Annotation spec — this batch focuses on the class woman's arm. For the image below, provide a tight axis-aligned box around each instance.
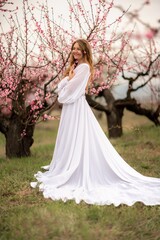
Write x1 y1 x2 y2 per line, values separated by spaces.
58 64 90 104
57 76 69 93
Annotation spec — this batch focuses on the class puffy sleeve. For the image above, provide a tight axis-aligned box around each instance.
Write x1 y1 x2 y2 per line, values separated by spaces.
57 76 69 93
58 64 90 104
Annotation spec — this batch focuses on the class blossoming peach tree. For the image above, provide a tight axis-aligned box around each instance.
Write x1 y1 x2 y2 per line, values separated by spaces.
0 0 130 157
0 0 159 158
91 0 160 138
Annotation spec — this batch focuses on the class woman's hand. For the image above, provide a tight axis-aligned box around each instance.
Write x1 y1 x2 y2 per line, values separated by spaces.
68 64 75 80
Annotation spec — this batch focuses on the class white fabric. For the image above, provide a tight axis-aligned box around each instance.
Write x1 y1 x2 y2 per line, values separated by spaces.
31 63 160 206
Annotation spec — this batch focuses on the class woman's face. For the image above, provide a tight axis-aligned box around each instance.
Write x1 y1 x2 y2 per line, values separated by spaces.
72 42 84 62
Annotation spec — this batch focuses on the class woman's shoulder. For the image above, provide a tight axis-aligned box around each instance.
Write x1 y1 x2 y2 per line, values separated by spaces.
76 63 90 71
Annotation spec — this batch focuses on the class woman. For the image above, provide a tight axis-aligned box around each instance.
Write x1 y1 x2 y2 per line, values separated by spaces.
31 39 160 206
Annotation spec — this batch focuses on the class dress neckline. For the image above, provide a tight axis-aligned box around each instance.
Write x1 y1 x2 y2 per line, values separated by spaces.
76 63 89 68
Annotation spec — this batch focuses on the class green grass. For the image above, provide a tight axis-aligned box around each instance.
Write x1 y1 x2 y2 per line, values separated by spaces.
0 111 160 240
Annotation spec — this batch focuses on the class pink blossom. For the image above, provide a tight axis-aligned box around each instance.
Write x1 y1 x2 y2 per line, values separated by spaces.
145 29 157 39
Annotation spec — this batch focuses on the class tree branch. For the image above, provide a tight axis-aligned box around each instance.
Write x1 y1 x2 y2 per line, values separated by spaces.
86 94 110 113
115 98 160 126
122 54 160 82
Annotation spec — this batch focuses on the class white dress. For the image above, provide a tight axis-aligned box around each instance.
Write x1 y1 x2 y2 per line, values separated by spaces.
31 63 160 206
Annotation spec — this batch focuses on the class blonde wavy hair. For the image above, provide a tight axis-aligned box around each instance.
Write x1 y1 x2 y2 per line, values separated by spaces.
64 39 94 93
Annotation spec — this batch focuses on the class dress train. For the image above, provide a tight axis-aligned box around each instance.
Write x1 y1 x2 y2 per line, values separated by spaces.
31 64 160 206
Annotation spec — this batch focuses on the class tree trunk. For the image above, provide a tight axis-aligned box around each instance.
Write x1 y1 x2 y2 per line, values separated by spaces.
86 90 125 138
106 106 124 138
102 89 124 138
4 115 35 158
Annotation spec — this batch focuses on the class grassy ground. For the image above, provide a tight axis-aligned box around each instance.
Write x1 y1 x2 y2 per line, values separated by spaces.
0 110 160 240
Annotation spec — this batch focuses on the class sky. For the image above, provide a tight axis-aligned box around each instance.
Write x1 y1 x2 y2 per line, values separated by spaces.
0 0 160 34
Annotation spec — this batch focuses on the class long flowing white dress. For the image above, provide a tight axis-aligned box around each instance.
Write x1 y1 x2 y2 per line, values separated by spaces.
31 63 160 206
